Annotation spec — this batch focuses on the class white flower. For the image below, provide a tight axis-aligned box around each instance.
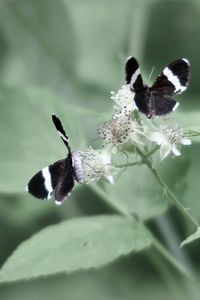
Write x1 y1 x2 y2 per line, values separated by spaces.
149 124 191 160
77 147 119 183
111 84 137 113
97 111 144 147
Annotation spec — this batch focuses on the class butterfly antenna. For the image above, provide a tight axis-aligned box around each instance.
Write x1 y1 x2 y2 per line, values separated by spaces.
51 114 71 153
147 66 155 85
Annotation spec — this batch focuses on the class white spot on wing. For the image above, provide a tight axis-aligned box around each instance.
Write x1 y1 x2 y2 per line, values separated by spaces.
42 167 53 199
182 58 190 66
58 131 68 142
126 56 133 62
26 185 29 192
172 102 179 112
55 201 62 206
163 67 186 93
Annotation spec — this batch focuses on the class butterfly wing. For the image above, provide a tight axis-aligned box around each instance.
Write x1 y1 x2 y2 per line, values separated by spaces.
125 56 144 92
54 160 75 205
134 92 149 115
150 94 177 117
150 58 190 95
26 156 74 205
51 114 71 150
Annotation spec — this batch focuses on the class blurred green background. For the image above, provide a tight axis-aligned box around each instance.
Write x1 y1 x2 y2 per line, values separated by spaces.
1 0 200 299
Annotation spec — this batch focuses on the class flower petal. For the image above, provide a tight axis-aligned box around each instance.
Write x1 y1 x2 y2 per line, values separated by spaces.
148 131 166 145
160 143 172 160
172 144 181 156
180 138 192 145
104 174 114 184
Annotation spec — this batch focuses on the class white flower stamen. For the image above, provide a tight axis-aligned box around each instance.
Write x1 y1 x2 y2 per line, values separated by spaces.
98 112 144 146
77 147 119 183
111 84 137 113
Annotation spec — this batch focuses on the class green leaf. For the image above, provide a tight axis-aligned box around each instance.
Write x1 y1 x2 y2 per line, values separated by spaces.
181 227 200 247
105 166 167 220
0 258 189 300
0 215 152 283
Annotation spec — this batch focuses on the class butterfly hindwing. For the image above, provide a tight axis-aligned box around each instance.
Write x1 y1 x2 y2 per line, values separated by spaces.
150 94 177 116
150 58 190 95
54 157 75 205
134 91 149 115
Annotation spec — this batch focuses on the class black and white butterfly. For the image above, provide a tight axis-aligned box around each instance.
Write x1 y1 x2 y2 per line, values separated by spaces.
26 114 84 205
125 57 190 118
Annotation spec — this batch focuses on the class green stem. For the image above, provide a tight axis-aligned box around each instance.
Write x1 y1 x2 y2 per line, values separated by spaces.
153 238 199 287
114 160 142 168
89 184 198 285
185 130 200 137
135 146 199 228
114 146 159 168
148 249 190 300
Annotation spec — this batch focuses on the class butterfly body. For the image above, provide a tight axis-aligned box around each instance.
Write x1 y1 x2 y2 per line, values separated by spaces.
125 57 190 117
134 85 177 118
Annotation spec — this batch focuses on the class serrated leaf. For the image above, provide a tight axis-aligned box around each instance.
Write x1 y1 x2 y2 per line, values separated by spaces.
0 259 188 300
0 215 152 283
181 227 200 247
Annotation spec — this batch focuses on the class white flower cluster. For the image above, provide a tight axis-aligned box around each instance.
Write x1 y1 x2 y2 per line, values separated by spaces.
149 123 191 160
75 77 191 184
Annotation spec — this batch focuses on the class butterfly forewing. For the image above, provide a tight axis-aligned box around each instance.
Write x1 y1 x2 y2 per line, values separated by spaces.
125 56 144 92
150 58 190 95
27 159 66 200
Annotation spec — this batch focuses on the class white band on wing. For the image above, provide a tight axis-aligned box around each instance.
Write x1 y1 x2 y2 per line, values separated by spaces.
163 67 186 93
42 167 53 199
130 68 141 88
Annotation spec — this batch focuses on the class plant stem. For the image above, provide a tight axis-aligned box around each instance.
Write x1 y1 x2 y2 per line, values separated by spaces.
153 238 199 287
135 146 199 228
114 146 159 168
185 130 200 137
114 160 142 168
